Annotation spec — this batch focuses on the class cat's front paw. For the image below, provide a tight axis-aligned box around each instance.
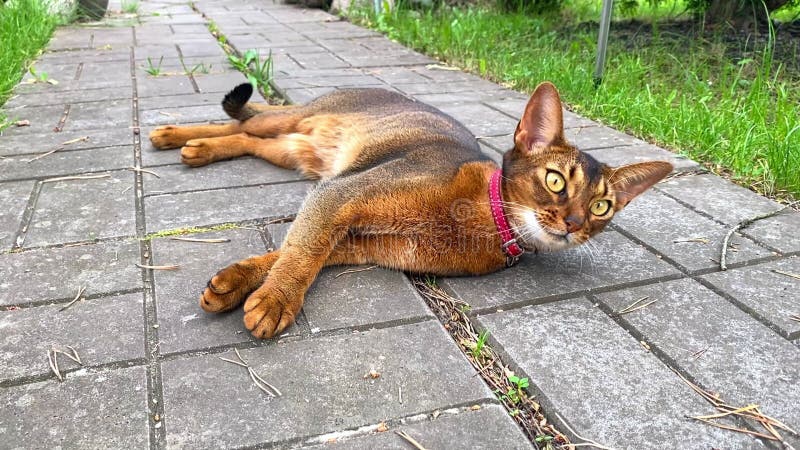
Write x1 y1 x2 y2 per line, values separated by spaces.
200 264 254 313
243 285 301 338
149 125 185 150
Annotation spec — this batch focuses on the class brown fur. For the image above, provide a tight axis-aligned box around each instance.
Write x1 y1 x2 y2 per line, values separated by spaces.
150 82 672 338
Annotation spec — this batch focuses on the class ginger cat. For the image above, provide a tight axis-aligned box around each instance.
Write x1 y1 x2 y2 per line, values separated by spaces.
149 82 672 338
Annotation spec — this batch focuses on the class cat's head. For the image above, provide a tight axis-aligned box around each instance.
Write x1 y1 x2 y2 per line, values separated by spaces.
501 82 672 252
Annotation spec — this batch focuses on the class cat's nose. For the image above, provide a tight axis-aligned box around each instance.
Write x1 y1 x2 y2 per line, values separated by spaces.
564 216 583 233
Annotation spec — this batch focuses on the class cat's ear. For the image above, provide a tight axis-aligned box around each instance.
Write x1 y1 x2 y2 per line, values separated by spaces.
608 161 673 209
514 82 565 152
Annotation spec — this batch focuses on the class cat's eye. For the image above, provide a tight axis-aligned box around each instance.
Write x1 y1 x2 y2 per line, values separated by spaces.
591 200 611 216
545 171 566 194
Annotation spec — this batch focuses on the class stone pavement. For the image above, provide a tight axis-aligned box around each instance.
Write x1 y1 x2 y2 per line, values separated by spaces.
1 0 798 448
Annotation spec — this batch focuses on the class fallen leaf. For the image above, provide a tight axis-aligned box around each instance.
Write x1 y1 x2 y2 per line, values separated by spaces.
15 120 30 127
364 368 381 379
376 422 389 432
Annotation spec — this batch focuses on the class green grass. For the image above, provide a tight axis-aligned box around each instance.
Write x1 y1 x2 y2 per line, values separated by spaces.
0 0 58 127
347 5 800 198
121 0 139 14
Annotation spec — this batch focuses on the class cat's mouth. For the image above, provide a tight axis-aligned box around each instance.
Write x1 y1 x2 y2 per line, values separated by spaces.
516 210 577 252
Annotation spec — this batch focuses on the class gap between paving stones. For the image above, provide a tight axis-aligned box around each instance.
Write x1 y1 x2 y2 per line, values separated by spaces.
245 401 502 450
0 357 147 389
10 180 42 250
585 292 791 447
131 41 169 450
608 222 782 277
408 276 571 448
0 287 144 312
607 222 797 342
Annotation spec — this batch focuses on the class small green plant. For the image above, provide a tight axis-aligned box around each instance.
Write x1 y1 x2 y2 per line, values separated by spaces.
121 0 139 14
143 56 164 76
227 49 274 94
499 374 529 405
468 328 489 360
180 59 212 75
26 66 58 85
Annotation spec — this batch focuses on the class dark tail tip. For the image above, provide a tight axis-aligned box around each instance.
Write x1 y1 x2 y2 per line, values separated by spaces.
222 83 254 119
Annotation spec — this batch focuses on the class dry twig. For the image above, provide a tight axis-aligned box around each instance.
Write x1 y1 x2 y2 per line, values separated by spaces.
25 148 60 163
47 346 83 382
720 203 796 270
59 286 87 312
335 265 377 278
135 263 180 270
553 412 616 450
672 237 709 244
61 136 89 145
772 269 800 281
126 166 160 178
42 174 111 183
395 430 428 450
47 349 62 381
168 237 230 243
614 296 658 316
218 348 281 397
673 368 797 444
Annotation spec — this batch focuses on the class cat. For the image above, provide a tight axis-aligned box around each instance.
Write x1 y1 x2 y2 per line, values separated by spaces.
149 82 672 338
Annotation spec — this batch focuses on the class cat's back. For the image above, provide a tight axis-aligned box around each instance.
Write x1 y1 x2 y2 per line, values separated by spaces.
305 88 488 179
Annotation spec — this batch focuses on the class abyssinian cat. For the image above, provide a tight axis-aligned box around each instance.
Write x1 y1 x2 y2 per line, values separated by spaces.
149 82 672 338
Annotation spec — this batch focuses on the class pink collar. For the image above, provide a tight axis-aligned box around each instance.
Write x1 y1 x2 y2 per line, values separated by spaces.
489 169 524 265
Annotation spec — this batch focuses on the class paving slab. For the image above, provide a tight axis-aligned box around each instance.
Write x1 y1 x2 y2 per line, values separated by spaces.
0 128 132 157
144 181 312 232
314 405 533 449
613 190 775 273
564 124 642 150
0 180 34 250
657 174 800 254
136 74 196 98
192 72 249 93
143 157 304 195
585 143 698 171
443 230 679 310
4 86 131 109
140 104 229 125
701 256 800 339
0 292 145 382
0 366 149 448
436 103 519 138
595 278 800 442
476 298 761 449
0 239 141 307
137 92 223 110
0 104 64 135
394 80 504 96
25 171 137 247
161 321 492 448
0 145 133 182
150 228 306 354
65 98 132 130
304 266 432 333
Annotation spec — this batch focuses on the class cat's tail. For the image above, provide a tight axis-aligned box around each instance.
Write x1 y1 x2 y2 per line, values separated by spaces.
222 83 261 121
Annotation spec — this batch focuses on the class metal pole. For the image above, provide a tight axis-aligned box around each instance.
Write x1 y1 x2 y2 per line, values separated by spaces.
594 0 614 87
